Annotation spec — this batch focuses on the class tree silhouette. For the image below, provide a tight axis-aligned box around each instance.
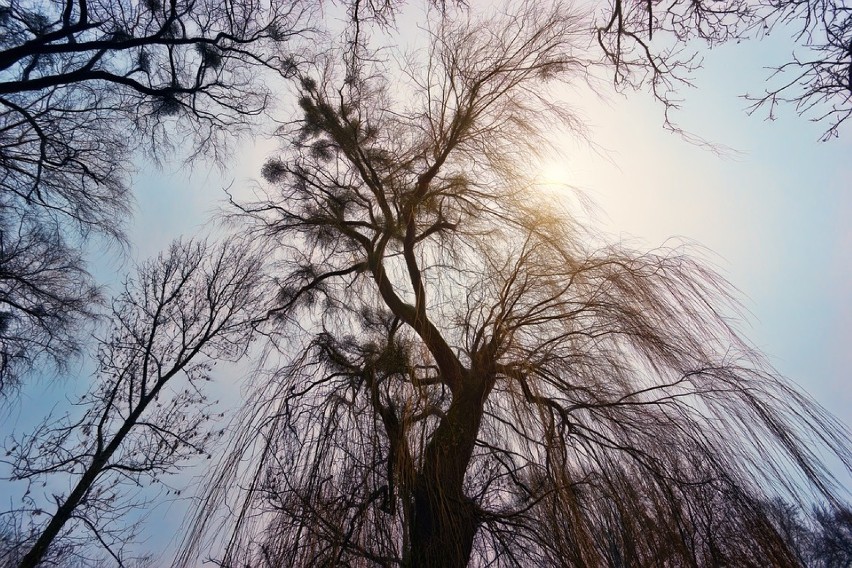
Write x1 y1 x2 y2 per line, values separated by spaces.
760 499 852 567
0 212 100 392
0 0 847 396
176 3 851 567
0 0 305 224
0 0 306 394
811 505 852 567
3 237 267 568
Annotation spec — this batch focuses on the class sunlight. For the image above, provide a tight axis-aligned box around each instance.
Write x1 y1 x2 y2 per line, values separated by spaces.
535 159 573 190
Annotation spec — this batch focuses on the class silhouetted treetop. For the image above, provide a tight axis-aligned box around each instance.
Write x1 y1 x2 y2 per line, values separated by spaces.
175 3 851 567
0 0 307 393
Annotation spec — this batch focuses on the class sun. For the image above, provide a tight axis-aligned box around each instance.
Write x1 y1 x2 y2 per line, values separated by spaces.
535 159 573 190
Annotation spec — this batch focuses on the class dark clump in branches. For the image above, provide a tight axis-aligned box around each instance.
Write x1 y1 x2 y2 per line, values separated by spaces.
176 3 850 567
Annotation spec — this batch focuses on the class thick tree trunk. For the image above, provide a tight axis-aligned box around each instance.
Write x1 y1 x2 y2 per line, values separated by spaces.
410 483 479 568
408 378 490 567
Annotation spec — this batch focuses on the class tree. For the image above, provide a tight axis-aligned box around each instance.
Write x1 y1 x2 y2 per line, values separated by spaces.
2 237 267 568
0 0 306 226
0 1 846 399
811 505 852 567
761 499 852 567
176 3 851 567
0 0 307 394
0 212 100 392
593 0 852 139
762 498 814 566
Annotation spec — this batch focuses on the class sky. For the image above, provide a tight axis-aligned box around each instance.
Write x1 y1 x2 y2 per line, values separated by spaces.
1 1 850 564
556 41 852 431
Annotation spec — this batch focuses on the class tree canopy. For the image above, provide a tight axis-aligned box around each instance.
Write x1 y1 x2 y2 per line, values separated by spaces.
175 3 851 566
0 0 306 391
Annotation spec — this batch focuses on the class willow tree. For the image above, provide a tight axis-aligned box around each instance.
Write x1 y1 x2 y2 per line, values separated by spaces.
178 3 851 567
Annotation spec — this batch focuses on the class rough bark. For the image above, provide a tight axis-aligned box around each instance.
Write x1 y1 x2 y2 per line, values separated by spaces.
409 371 494 567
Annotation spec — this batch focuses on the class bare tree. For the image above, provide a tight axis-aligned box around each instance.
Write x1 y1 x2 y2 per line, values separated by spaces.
811 505 852 567
2 237 268 568
176 3 851 567
0 0 310 395
0 0 308 225
760 498 852 567
0 1 843 399
0 212 100 391
593 0 852 139
1 514 149 568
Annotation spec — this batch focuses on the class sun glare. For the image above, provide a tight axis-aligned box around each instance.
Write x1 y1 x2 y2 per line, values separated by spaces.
535 159 573 191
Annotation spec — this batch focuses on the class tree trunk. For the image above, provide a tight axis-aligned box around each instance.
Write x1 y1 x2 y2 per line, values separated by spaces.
410 481 479 568
408 377 490 567
18 456 105 568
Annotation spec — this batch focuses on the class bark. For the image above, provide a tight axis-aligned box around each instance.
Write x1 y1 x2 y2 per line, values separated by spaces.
408 372 493 567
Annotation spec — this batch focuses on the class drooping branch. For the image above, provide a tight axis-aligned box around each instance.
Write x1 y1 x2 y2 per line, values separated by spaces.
594 0 852 137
